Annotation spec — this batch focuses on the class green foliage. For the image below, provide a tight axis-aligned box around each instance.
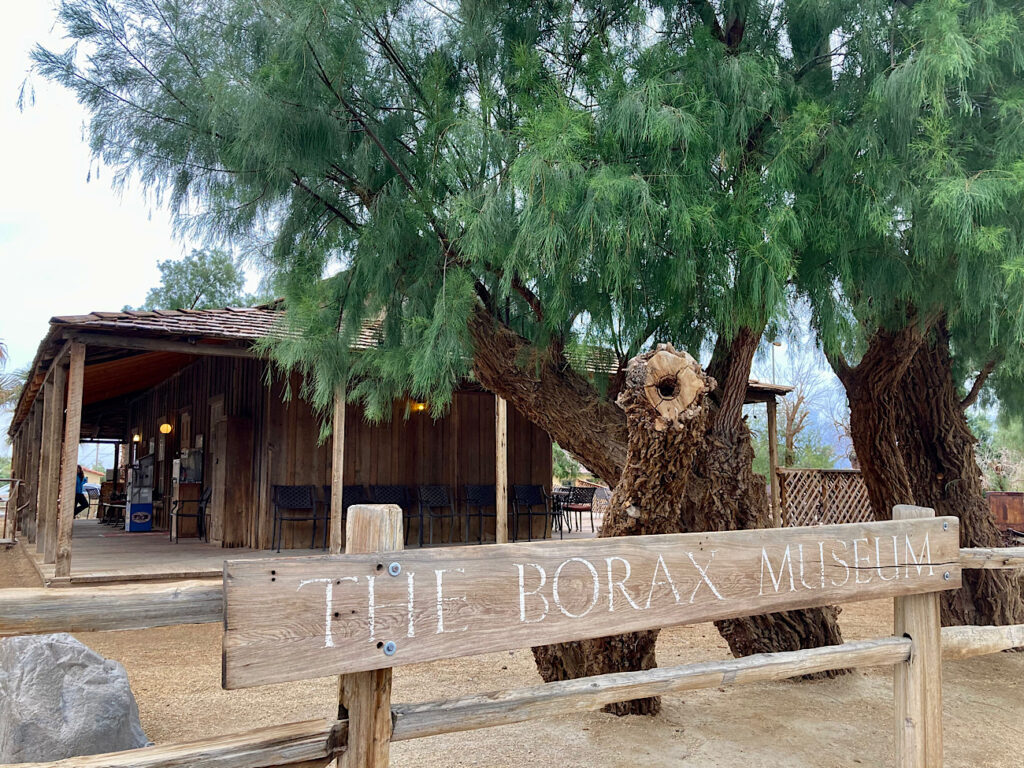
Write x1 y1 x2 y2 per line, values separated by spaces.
31 0 863 424
791 0 1024 397
552 443 580 485
139 248 252 310
32 0 1024 440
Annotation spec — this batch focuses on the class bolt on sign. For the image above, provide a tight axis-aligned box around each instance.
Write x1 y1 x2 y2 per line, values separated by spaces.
222 518 960 689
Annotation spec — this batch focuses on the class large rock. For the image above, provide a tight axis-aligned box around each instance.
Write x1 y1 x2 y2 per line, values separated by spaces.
0 633 149 762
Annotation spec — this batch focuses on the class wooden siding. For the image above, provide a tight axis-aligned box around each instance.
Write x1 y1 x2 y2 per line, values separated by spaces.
126 356 267 545
124 361 552 550
264 385 553 549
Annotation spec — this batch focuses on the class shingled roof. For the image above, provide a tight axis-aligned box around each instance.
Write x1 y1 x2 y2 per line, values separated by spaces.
49 306 283 341
10 304 791 436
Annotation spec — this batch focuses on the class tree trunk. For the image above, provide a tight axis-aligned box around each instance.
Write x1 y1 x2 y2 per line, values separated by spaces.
497 322 846 714
679 328 844 661
835 319 1024 628
893 324 1024 626
533 343 714 715
833 324 926 518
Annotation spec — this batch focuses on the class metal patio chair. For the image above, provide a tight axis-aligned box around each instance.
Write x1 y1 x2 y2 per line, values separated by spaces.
512 484 561 542
563 485 597 533
169 486 212 543
271 484 328 552
416 485 458 546
463 484 497 544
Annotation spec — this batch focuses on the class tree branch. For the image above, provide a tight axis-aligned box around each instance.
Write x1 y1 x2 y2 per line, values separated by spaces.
290 172 361 232
511 276 544 323
961 358 997 410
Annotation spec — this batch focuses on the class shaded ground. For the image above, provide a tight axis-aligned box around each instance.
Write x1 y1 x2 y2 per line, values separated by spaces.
1 545 1021 766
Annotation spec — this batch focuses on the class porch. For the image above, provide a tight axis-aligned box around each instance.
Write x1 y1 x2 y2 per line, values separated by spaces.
25 519 323 585
27 513 605 586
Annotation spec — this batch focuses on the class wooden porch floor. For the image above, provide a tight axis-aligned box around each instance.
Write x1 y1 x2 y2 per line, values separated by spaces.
27 516 602 586
28 519 326 586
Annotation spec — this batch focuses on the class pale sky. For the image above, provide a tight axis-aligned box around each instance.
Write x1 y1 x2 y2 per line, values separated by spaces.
0 3 259 453
2 3 209 454
0 3 207 372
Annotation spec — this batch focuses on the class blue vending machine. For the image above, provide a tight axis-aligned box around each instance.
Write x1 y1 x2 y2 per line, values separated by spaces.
126 455 154 532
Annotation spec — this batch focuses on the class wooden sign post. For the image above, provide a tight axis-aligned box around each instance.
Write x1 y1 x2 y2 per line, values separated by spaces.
223 516 960 690
338 504 402 768
893 505 943 768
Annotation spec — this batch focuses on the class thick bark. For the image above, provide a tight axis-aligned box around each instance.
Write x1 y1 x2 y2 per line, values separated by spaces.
679 328 844 661
835 320 1024 628
894 325 1024 626
533 344 714 715
518 326 846 713
833 324 926 519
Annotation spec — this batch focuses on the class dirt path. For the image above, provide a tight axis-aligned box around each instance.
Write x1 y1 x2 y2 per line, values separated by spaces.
0 543 42 588
2 547 1021 766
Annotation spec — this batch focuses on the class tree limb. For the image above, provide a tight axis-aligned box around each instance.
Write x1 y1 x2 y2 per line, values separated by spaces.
961 359 997 410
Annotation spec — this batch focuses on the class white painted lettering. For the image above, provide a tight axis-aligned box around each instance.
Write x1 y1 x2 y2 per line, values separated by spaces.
798 544 817 590
818 541 826 588
760 546 795 595
905 534 934 576
298 576 355 648
645 554 682 609
875 537 898 581
830 541 850 587
516 563 549 623
434 568 468 634
687 551 724 602
606 557 643 611
852 538 872 584
552 558 601 618
367 574 377 642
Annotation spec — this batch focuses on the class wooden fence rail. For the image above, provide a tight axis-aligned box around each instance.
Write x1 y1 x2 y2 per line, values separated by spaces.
5 622 1023 768
3 545 1016 639
2 505 1024 768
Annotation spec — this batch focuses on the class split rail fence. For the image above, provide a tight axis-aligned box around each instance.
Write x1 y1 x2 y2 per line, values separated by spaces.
2 504 1024 768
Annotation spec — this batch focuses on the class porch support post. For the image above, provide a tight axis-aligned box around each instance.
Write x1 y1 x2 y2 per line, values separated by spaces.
766 396 781 527
35 379 54 555
42 363 67 563
495 395 508 544
54 341 85 579
329 385 346 554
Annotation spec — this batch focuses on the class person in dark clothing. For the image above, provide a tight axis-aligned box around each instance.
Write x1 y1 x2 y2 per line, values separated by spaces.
74 466 90 518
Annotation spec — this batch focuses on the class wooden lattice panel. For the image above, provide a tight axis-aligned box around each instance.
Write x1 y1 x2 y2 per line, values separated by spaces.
778 469 872 527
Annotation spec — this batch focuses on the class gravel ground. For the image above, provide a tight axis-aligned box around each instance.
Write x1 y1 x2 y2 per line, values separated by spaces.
2 545 1022 767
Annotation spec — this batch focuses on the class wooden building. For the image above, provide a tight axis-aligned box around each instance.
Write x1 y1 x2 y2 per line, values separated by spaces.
6 307 551 581
5 306 791 583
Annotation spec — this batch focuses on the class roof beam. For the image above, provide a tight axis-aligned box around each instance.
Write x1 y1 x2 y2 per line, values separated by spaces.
64 331 258 359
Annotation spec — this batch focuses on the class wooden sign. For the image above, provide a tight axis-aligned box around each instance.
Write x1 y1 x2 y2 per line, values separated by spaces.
222 518 960 689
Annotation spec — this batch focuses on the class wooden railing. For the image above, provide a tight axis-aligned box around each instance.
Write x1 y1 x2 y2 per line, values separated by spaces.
1 505 1023 768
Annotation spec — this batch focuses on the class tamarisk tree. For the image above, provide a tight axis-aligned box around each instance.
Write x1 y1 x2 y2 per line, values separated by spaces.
795 0 1024 626
33 0 863 712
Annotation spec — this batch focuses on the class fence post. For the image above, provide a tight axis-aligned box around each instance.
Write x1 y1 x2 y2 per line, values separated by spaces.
339 504 403 768
892 504 943 768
